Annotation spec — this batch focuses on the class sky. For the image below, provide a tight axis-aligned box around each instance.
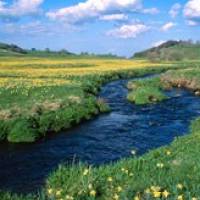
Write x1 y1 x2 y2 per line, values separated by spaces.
0 0 200 57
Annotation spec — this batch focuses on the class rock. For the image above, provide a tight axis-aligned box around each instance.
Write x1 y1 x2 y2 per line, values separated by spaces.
195 91 200 96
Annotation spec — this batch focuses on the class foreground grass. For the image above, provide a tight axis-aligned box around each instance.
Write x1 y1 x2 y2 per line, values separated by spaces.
0 57 171 143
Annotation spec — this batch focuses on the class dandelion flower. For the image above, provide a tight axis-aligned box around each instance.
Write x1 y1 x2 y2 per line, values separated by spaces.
176 184 183 190
88 184 93 189
129 173 134 177
107 177 113 182
56 190 62 197
166 151 171 155
47 188 53 194
121 168 125 172
114 194 119 200
83 169 89 176
90 190 96 197
153 191 161 198
117 186 122 192
151 186 161 192
156 163 164 168
134 196 140 200
177 195 184 200
162 190 170 198
145 188 151 194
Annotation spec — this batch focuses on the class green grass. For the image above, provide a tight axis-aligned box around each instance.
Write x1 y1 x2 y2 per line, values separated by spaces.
127 77 167 105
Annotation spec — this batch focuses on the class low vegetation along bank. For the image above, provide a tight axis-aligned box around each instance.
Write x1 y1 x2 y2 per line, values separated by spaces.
127 66 200 105
0 57 170 143
127 77 168 105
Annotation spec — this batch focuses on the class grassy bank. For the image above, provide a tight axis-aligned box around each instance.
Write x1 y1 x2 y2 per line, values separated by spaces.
161 68 200 94
127 77 168 105
0 57 171 143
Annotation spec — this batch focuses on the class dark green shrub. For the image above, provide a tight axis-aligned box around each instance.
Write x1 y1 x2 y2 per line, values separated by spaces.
0 120 8 141
7 118 39 143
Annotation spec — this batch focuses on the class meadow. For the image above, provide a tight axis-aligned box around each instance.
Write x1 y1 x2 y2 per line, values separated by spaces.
1 55 200 199
0 57 169 143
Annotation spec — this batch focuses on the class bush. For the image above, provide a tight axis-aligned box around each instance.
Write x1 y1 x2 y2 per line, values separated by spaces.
7 118 39 143
0 120 8 141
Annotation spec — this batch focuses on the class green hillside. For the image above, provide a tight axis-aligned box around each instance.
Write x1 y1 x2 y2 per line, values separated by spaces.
0 42 122 59
133 40 200 61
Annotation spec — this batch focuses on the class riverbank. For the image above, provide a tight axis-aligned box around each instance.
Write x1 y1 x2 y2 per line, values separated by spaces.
0 57 172 143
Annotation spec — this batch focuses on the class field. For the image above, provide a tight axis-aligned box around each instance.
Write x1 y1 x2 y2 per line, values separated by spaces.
0 57 169 142
1 55 200 199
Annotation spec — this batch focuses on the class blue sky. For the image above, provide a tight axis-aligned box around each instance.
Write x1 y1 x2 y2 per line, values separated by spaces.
0 0 200 56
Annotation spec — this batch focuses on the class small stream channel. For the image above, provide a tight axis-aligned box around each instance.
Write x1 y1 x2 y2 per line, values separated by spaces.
1 74 200 193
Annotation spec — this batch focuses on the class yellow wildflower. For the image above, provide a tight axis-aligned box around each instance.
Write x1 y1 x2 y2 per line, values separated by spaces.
177 184 183 190
151 186 161 192
156 163 164 168
129 173 134 177
121 168 125 172
66 195 74 200
162 190 170 198
83 169 89 176
192 198 198 200
114 194 119 200
107 177 113 182
56 190 62 197
88 184 93 189
134 196 140 200
153 191 161 198
145 188 151 194
177 195 184 200
166 151 171 155
116 186 122 192
47 188 53 194
90 190 96 197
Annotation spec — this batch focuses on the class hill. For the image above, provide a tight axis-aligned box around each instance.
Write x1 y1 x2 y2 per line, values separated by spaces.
133 40 200 61
0 43 27 56
0 42 122 59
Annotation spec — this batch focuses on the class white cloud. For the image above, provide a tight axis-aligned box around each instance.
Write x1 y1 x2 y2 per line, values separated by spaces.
184 0 200 25
2 21 75 36
0 0 44 18
47 0 141 24
142 8 159 15
99 14 128 21
161 22 176 31
152 40 166 47
106 23 149 39
169 3 181 18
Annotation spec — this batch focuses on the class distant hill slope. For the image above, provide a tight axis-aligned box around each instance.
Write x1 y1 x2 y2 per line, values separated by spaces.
133 40 200 61
0 42 122 58
0 43 27 56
